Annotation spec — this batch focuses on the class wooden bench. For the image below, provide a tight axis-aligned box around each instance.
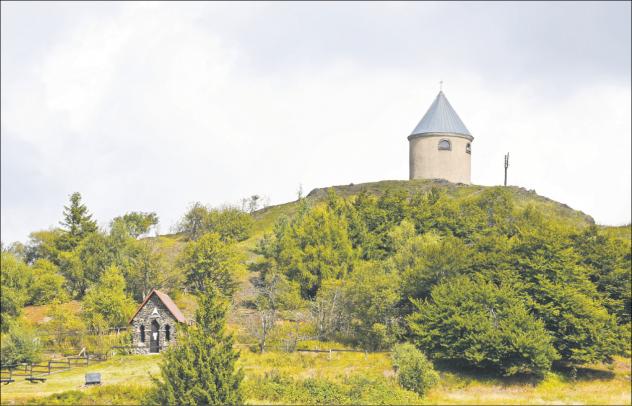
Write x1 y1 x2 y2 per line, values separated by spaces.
25 377 47 383
0 378 15 384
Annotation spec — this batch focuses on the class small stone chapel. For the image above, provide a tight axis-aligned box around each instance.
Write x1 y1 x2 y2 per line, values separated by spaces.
129 288 187 354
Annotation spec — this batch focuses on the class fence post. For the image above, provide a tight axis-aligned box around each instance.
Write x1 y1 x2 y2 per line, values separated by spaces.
328 349 332 361
48 360 51 375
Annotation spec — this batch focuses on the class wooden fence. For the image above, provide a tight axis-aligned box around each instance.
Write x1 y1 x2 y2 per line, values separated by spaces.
0 352 108 384
0 342 388 385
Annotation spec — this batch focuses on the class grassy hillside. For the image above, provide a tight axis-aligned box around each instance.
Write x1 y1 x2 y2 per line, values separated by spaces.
157 179 600 262
304 179 595 224
212 180 596 259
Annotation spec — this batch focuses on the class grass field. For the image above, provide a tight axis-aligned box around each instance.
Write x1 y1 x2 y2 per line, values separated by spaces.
0 355 160 404
2 351 630 405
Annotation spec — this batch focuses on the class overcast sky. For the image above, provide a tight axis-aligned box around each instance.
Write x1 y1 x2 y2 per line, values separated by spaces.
2 1 631 244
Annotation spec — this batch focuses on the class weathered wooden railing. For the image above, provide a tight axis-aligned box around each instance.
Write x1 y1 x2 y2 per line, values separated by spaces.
0 351 108 384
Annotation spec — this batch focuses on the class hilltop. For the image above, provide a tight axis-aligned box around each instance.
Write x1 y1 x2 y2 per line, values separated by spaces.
230 179 600 252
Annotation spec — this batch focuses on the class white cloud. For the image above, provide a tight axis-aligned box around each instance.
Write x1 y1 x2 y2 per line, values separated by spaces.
1 2 630 243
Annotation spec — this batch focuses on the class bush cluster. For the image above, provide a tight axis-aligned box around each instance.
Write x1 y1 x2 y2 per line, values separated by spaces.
243 370 422 404
253 187 630 375
391 343 439 396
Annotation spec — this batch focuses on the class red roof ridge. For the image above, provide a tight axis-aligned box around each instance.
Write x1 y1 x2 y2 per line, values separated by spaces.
128 288 187 324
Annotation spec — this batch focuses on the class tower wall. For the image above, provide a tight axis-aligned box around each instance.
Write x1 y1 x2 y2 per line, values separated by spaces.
409 133 472 184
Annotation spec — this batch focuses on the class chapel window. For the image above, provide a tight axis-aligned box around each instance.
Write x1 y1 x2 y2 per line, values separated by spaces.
165 325 171 342
438 139 451 151
140 325 145 342
466 143 471 154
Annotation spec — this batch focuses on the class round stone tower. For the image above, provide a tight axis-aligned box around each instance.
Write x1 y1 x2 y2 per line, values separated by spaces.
408 91 474 184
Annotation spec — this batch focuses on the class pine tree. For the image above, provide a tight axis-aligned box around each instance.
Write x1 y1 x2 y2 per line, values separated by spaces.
148 284 244 405
59 192 98 249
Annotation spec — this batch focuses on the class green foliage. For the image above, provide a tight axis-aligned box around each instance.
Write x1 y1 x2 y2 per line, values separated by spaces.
571 225 632 324
0 319 42 365
511 226 623 365
82 266 135 333
43 301 86 353
253 186 628 368
114 237 170 301
248 271 304 352
343 262 402 350
0 252 32 331
3 241 27 262
24 229 65 265
408 275 558 376
111 212 159 239
392 231 473 305
58 192 98 250
24 384 150 405
28 259 68 305
179 233 244 296
391 343 439 397
257 198 357 298
178 203 253 242
23 201 173 302
76 232 115 288
148 285 244 405
244 370 422 405
310 280 346 341
56 231 114 298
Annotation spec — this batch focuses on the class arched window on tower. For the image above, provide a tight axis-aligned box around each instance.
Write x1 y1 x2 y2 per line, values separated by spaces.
140 325 145 342
466 143 471 154
438 139 451 151
165 325 171 342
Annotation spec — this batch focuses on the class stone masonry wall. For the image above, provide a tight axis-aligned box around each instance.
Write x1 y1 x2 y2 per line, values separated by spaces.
130 294 180 354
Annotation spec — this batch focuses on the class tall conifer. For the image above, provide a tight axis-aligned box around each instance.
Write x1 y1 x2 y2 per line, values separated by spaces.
148 284 243 405
59 192 98 249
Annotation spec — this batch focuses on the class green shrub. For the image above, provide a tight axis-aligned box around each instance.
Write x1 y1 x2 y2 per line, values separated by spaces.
28 259 68 305
177 203 253 242
391 343 439 396
407 275 558 376
243 370 422 404
81 265 135 333
302 378 347 404
0 320 42 365
25 384 150 405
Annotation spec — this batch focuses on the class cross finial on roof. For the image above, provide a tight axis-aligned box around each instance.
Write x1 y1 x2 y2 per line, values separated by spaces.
439 80 443 92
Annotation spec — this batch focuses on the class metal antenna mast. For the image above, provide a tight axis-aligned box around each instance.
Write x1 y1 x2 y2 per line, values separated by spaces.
504 153 510 186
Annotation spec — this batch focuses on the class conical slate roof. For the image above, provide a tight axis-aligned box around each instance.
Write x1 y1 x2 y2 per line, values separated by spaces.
410 91 471 137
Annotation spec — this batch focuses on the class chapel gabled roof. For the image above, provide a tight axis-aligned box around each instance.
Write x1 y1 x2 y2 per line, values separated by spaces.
128 288 187 324
410 91 471 137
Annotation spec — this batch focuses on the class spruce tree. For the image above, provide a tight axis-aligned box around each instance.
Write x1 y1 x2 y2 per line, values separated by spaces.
59 192 98 249
149 284 244 405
